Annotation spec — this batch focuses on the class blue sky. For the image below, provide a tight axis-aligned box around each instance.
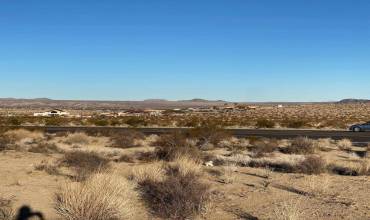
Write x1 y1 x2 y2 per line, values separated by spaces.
0 0 369 102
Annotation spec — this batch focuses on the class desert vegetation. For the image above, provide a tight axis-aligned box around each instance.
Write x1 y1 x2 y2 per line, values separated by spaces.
0 128 369 219
2 103 370 129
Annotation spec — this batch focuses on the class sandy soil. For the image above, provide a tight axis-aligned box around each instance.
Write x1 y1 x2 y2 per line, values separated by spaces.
0 149 369 220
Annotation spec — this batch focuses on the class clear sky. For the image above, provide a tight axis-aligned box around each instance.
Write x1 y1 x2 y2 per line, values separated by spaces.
1 0 369 102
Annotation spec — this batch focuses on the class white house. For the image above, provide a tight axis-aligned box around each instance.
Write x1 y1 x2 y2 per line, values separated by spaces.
33 109 70 117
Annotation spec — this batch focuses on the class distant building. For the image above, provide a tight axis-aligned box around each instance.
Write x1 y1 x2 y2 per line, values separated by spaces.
143 109 164 116
33 109 70 117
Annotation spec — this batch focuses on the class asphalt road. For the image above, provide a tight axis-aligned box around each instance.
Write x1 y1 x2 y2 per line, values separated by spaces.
2 126 370 142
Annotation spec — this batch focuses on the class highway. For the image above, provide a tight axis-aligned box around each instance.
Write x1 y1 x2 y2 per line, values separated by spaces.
2 126 370 142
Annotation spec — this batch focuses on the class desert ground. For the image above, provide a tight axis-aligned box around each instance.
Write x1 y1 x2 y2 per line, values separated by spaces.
0 128 369 220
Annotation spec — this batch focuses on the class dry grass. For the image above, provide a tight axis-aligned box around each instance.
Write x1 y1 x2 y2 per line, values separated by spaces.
283 137 315 155
0 195 14 220
55 173 140 220
306 175 331 195
337 139 352 151
251 139 278 157
296 155 326 175
4 129 44 142
328 159 370 176
34 160 60 175
110 130 145 148
63 132 92 145
273 198 304 220
129 162 166 183
221 163 238 184
170 156 202 176
154 132 202 162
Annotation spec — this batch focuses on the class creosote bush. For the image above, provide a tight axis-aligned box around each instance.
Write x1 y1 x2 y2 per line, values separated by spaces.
60 151 110 181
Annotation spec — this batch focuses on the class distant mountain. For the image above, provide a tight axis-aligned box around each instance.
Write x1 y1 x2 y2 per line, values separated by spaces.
181 98 227 103
338 99 370 104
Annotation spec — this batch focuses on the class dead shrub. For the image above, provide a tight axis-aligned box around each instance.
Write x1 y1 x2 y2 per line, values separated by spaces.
337 139 352 151
35 160 60 175
0 136 10 151
0 196 14 220
137 164 211 219
282 119 308 128
155 132 202 161
296 155 326 174
256 119 275 128
63 132 91 145
55 173 140 220
283 137 315 154
28 142 61 154
60 151 110 181
327 159 370 176
251 139 278 157
110 130 145 148
114 154 135 163
135 151 157 162
4 129 44 142
187 124 231 147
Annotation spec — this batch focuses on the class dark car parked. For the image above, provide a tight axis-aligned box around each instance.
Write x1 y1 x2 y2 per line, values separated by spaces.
349 122 370 132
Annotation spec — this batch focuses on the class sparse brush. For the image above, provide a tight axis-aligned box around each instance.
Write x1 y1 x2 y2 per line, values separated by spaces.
296 155 326 175
35 160 60 175
4 129 44 142
328 160 370 176
251 139 278 157
129 162 166 183
256 119 275 128
154 132 202 161
337 139 352 151
306 175 331 195
170 156 202 177
60 151 110 181
0 195 14 220
283 137 315 155
63 132 91 145
0 136 10 151
273 198 304 220
315 138 333 151
110 130 145 148
187 123 232 147
221 163 238 184
28 142 61 154
55 173 140 220
137 165 211 220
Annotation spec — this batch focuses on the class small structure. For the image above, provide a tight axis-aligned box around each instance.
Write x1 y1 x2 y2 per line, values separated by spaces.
143 109 164 116
33 109 70 117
